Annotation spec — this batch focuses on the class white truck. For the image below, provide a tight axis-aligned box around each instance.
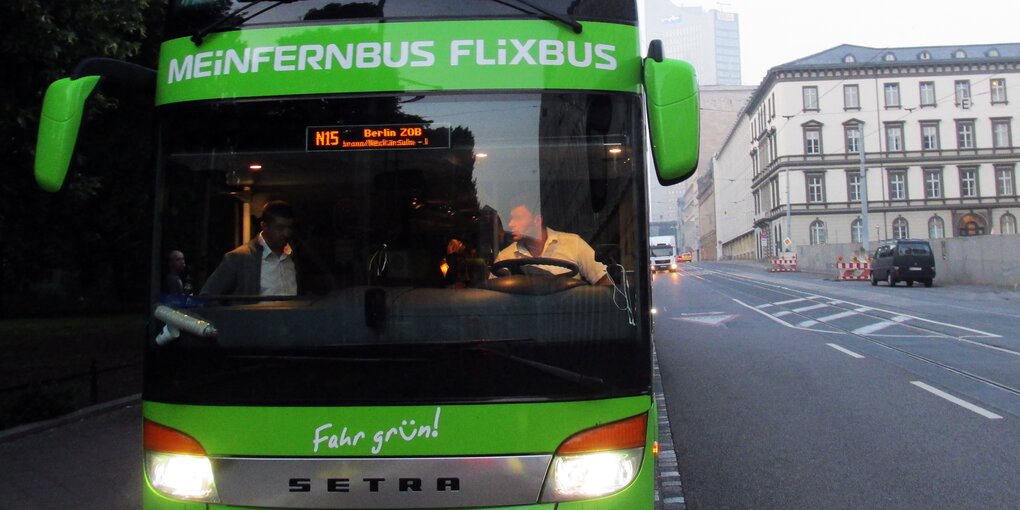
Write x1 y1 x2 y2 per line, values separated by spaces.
650 236 678 273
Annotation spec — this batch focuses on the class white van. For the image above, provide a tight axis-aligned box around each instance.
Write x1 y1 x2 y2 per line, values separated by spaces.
650 236 678 272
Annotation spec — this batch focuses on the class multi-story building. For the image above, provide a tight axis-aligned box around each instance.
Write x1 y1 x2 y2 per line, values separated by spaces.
642 2 742 86
714 43 1020 258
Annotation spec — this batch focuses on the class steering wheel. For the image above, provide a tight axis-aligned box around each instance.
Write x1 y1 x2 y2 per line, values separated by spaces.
491 257 580 278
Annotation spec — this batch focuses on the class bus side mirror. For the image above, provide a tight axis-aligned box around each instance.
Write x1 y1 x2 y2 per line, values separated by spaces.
643 41 699 186
34 76 102 192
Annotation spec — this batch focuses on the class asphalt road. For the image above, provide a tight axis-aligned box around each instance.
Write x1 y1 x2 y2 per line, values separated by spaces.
653 262 1020 510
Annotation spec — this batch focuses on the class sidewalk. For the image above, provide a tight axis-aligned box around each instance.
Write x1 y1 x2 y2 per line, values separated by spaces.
0 398 141 510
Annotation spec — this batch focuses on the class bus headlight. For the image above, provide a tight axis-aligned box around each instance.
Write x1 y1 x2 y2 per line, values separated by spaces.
144 419 219 502
146 452 219 501
543 448 642 500
540 413 647 502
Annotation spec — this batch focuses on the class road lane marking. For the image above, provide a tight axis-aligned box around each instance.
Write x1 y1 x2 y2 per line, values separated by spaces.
732 299 844 334
792 303 828 312
827 343 864 358
818 311 858 322
774 298 806 305
910 381 1003 420
852 316 911 335
773 311 792 317
797 320 819 327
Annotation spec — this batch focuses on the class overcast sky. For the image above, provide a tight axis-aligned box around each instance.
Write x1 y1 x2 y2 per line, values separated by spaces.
683 0 1020 86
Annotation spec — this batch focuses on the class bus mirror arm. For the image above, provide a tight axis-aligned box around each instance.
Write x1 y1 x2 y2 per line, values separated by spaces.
34 58 156 192
154 305 219 346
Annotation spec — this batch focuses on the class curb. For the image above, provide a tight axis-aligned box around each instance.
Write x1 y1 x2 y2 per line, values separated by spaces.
654 351 686 510
0 393 141 444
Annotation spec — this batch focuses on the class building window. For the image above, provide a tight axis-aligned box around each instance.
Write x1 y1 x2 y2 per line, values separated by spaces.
990 78 1007 103
889 170 907 200
844 84 860 110
806 173 825 203
928 216 945 239
884 83 901 108
921 122 940 150
1003 213 1018 235
955 80 972 106
988 48 1001 57
992 119 1012 148
996 166 1015 196
954 49 967 59
844 54 856 63
956 120 976 149
844 123 862 153
883 52 896 62
810 220 827 245
959 166 978 198
803 125 822 155
924 169 943 199
851 218 863 243
847 172 861 202
803 86 819 111
892 217 909 239
885 123 904 152
959 214 986 236
918 51 932 60
919 81 936 107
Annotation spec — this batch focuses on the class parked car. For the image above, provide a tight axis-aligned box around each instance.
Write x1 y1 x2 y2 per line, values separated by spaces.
871 239 936 287
677 252 693 262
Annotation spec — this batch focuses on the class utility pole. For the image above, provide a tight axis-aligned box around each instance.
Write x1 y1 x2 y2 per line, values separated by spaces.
785 166 791 251
859 125 870 253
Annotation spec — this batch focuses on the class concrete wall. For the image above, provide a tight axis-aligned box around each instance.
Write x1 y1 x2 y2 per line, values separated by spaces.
792 235 1020 288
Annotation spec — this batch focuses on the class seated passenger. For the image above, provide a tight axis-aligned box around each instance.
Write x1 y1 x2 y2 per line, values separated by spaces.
201 200 299 296
493 199 611 286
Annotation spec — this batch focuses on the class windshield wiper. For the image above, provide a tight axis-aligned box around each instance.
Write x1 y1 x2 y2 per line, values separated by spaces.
192 0 304 46
490 0 582 33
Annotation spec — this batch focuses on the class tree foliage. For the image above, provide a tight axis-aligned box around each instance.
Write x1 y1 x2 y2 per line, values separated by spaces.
0 0 167 316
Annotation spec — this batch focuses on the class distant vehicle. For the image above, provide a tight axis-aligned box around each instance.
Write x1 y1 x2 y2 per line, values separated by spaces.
677 252 693 263
651 236 678 272
871 239 936 287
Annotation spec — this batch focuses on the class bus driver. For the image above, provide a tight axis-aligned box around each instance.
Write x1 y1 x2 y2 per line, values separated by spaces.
493 199 611 286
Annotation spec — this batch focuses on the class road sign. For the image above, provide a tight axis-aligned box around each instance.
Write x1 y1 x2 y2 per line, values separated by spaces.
783 237 792 247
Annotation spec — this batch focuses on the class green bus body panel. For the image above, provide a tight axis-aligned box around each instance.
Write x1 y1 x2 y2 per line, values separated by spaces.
643 58 699 185
155 21 640 105
34 76 101 192
143 396 651 456
143 397 657 509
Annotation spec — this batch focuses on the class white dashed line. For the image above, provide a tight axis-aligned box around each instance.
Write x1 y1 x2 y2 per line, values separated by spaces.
910 381 1003 419
826 343 865 358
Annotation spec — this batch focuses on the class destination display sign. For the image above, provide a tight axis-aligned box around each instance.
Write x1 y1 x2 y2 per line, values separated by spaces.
306 123 451 151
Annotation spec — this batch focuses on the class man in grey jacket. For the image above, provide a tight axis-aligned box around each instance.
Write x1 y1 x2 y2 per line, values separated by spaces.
200 200 298 296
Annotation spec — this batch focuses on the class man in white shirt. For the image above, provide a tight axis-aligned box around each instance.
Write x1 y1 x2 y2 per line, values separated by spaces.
200 200 298 296
493 200 610 285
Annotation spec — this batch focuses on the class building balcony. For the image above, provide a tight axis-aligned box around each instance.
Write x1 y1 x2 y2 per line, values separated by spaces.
751 146 1020 186
753 193 1020 226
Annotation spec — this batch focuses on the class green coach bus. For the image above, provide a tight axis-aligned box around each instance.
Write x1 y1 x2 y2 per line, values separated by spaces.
35 1 699 508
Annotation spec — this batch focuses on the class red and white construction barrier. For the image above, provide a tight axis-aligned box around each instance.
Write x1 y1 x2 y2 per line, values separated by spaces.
769 255 798 272
836 257 872 281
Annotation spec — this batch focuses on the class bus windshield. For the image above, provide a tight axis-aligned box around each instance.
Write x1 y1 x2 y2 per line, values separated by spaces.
150 92 651 405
